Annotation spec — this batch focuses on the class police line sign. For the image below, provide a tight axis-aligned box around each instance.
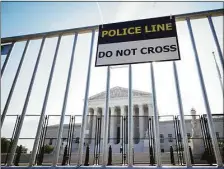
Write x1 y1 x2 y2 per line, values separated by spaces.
95 16 180 67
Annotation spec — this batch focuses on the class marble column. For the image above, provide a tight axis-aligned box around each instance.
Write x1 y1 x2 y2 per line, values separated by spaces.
100 108 104 139
120 105 125 145
110 107 116 144
139 104 144 140
133 106 138 144
114 108 118 144
147 104 153 135
92 108 98 145
89 109 94 144
147 104 153 117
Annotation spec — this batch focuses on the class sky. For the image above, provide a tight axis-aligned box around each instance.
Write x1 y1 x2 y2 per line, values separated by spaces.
1 2 223 150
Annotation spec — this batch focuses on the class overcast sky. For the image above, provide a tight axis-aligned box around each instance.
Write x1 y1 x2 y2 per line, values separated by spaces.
1 2 223 150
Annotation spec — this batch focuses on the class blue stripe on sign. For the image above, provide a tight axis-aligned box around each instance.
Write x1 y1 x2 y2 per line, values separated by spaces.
1 44 12 55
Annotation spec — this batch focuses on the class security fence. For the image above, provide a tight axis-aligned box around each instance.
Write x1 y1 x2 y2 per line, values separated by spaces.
1 114 223 166
1 8 223 167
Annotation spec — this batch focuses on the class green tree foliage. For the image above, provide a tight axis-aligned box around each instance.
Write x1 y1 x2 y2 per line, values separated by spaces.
1 137 28 154
218 140 224 162
44 144 54 154
1 137 10 153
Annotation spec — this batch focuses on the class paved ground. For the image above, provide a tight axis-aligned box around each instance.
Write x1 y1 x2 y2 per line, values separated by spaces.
1 166 223 169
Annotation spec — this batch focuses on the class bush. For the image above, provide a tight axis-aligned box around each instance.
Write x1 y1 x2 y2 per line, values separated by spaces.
44 144 54 154
1 138 10 153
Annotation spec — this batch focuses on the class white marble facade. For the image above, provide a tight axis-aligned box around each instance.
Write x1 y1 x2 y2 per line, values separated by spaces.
45 87 223 155
87 86 153 145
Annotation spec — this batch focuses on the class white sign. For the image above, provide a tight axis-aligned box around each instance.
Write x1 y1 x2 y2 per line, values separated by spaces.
95 16 180 67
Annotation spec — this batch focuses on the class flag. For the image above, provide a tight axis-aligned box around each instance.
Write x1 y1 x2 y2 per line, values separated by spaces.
1 44 13 55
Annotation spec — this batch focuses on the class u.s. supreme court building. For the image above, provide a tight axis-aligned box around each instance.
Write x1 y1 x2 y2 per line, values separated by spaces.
44 86 223 165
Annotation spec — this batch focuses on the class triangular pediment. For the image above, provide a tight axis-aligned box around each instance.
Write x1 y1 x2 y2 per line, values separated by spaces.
89 86 151 101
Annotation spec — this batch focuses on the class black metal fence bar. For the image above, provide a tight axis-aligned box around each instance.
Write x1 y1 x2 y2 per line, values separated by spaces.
1 114 223 166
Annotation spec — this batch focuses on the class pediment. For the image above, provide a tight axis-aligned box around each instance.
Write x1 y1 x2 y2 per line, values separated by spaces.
88 86 151 101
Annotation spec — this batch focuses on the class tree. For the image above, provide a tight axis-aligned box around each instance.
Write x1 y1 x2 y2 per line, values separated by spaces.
218 140 224 149
44 144 54 154
1 137 28 154
36 144 54 165
217 140 224 162
1 138 10 153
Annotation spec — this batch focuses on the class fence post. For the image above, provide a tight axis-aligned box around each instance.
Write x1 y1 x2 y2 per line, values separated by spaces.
150 146 155 165
172 61 191 166
84 145 90 166
150 63 161 167
170 146 175 165
187 17 223 167
102 66 110 166
29 36 61 166
107 145 112 165
62 145 68 166
189 146 194 164
78 30 95 165
14 145 22 166
52 33 78 166
128 64 133 167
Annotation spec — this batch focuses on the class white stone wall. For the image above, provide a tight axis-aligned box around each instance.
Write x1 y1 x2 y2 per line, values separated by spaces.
44 117 223 154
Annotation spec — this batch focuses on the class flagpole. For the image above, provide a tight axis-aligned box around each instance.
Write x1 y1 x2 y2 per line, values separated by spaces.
212 51 223 95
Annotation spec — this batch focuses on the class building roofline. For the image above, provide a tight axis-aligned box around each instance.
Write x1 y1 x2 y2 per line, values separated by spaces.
88 86 151 100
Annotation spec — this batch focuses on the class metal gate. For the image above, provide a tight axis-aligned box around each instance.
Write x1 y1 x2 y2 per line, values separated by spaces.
1 8 223 167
